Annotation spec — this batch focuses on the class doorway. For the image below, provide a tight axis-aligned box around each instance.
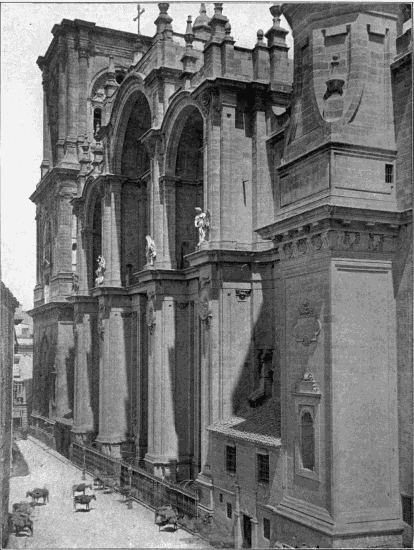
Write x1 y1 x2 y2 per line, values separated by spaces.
242 514 252 548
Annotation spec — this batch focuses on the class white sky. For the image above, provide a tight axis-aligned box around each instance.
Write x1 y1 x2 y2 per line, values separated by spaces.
1 2 292 311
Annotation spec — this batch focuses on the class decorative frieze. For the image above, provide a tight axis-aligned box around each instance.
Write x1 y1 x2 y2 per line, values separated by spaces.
273 223 398 262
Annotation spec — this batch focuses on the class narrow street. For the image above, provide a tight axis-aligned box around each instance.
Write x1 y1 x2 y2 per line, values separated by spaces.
8 438 213 549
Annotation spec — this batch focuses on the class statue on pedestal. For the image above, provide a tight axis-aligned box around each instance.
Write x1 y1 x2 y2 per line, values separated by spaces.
195 207 211 246
95 255 106 286
145 235 156 266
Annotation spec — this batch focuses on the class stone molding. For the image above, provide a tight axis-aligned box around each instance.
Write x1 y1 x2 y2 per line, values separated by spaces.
271 217 402 262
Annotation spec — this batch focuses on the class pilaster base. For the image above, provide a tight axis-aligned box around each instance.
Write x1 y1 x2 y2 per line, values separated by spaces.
95 434 128 459
144 453 178 481
71 427 94 447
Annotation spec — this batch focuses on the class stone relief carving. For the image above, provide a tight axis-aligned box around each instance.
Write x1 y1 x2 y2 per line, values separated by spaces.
98 304 105 340
95 255 106 286
368 233 383 252
199 276 212 324
235 289 251 302
195 208 211 246
145 235 157 266
146 291 156 334
72 273 79 293
293 300 322 346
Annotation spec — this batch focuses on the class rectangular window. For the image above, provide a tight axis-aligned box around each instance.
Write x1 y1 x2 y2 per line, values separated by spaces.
226 445 236 473
263 518 271 540
385 164 394 184
226 502 232 519
257 453 270 484
219 493 223 503
402 495 413 526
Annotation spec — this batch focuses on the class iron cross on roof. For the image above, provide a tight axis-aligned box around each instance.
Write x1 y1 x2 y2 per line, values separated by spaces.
133 4 145 35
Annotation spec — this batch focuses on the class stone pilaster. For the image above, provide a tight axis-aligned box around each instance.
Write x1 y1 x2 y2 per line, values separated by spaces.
96 292 131 457
61 35 79 168
160 175 178 270
71 298 98 444
77 47 89 142
145 291 179 478
39 62 52 176
101 176 124 287
57 37 67 163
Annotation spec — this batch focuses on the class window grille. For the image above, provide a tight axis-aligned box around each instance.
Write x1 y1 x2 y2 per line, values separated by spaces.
385 164 394 184
226 502 232 519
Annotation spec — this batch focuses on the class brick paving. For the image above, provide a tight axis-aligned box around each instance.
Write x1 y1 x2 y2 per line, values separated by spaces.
7 438 213 549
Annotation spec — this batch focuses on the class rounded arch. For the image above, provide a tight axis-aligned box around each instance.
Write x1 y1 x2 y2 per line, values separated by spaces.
161 92 204 176
109 74 152 175
162 96 205 268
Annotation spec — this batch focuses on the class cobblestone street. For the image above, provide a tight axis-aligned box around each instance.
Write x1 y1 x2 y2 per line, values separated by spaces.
7 438 213 549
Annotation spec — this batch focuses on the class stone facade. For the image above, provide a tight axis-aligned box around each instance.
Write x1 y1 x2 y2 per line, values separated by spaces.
1 282 20 548
30 3 412 548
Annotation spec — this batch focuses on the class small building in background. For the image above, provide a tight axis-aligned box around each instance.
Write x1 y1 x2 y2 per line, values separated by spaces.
208 399 283 549
0 281 20 548
13 308 33 435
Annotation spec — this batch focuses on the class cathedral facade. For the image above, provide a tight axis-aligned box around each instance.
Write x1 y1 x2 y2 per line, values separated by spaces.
29 3 412 547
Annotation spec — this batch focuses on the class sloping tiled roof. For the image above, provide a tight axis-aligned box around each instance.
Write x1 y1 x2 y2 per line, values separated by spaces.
207 399 282 448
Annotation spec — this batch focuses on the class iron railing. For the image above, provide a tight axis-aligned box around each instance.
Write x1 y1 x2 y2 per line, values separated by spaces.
70 442 199 519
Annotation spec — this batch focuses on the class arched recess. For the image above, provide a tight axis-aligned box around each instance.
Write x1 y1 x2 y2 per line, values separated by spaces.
164 103 204 268
111 82 152 281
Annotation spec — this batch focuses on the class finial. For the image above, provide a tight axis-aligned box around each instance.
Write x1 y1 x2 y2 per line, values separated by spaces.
158 3 170 14
257 29 264 44
214 3 223 16
225 22 231 35
200 2 207 15
185 15 193 35
269 3 282 22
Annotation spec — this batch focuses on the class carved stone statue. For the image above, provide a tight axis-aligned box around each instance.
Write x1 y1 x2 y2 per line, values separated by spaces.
95 255 106 286
145 235 156 266
195 207 210 246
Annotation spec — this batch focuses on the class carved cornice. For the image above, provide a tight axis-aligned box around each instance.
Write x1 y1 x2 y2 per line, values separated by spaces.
258 206 409 262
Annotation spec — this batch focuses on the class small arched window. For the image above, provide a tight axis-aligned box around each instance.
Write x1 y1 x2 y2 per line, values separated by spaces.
300 411 315 471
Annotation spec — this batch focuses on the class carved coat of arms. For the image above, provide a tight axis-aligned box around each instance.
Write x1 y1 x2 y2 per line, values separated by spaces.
293 300 322 346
